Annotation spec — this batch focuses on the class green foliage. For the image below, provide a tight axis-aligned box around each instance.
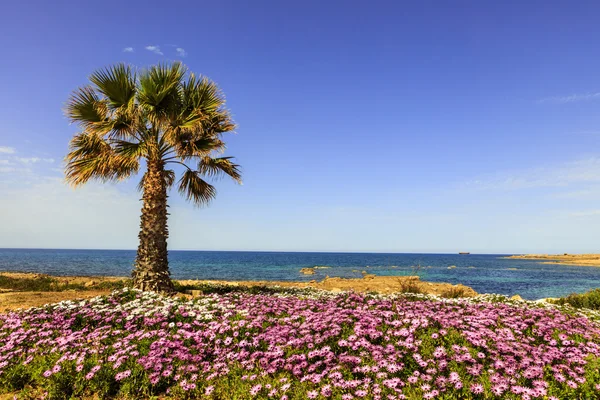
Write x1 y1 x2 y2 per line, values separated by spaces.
554 288 600 310
65 62 241 207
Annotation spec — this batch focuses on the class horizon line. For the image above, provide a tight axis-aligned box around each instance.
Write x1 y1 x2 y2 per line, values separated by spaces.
0 247 526 255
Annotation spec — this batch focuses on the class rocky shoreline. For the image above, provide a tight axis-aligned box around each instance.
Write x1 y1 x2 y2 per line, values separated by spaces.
1 270 567 313
0 272 477 312
178 274 478 297
505 253 600 267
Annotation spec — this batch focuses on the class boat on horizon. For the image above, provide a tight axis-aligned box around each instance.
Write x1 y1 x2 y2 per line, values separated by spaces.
458 252 470 255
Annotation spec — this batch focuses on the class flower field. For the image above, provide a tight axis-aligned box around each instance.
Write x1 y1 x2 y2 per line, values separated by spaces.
1 287 600 399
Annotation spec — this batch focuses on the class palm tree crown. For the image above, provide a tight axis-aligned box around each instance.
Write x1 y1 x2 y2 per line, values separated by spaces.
65 62 240 292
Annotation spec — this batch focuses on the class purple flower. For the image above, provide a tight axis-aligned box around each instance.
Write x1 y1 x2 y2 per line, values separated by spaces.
470 383 484 394
250 384 262 396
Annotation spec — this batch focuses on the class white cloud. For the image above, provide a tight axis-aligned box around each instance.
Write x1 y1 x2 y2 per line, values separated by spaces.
465 157 600 190
15 157 40 164
145 45 163 55
123 47 134 52
568 209 600 218
0 146 15 154
0 160 9 165
176 48 187 57
538 92 600 104
553 186 600 199
0 167 16 173
14 157 54 164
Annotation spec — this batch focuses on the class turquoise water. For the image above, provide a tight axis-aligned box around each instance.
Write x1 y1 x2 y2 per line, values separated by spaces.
1 249 599 299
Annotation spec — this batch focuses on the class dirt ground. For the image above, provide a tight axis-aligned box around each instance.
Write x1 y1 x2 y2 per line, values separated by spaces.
0 290 110 313
0 272 477 313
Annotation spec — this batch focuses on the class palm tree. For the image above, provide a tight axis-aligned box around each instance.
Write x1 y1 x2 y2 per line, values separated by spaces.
65 62 241 293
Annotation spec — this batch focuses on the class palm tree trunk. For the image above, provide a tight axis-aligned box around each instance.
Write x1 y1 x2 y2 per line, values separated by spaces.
132 160 174 293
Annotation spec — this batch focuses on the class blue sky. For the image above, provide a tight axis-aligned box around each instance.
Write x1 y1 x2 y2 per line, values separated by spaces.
1 0 600 253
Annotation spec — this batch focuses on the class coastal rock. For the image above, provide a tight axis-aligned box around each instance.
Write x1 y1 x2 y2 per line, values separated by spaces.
505 253 600 267
447 265 456 269
84 280 97 288
510 295 523 301
300 268 316 275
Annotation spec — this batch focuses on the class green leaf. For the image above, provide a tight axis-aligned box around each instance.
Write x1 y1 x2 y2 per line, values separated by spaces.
65 87 106 127
138 62 186 117
89 64 136 109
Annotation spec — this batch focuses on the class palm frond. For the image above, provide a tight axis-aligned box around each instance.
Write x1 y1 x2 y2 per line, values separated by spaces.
65 133 139 186
65 87 107 128
89 64 136 109
113 140 147 159
200 111 236 137
65 62 240 206
106 108 139 139
138 63 186 121
164 169 176 188
178 169 217 206
66 133 111 158
167 74 231 136
197 156 242 183
170 133 226 160
182 74 224 113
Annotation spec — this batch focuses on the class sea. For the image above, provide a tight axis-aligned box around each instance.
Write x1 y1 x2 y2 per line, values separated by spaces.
1 249 600 300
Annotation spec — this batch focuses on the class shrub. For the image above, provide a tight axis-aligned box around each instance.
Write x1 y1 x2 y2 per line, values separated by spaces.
0 274 130 292
440 286 470 299
554 288 600 310
398 278 423 294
